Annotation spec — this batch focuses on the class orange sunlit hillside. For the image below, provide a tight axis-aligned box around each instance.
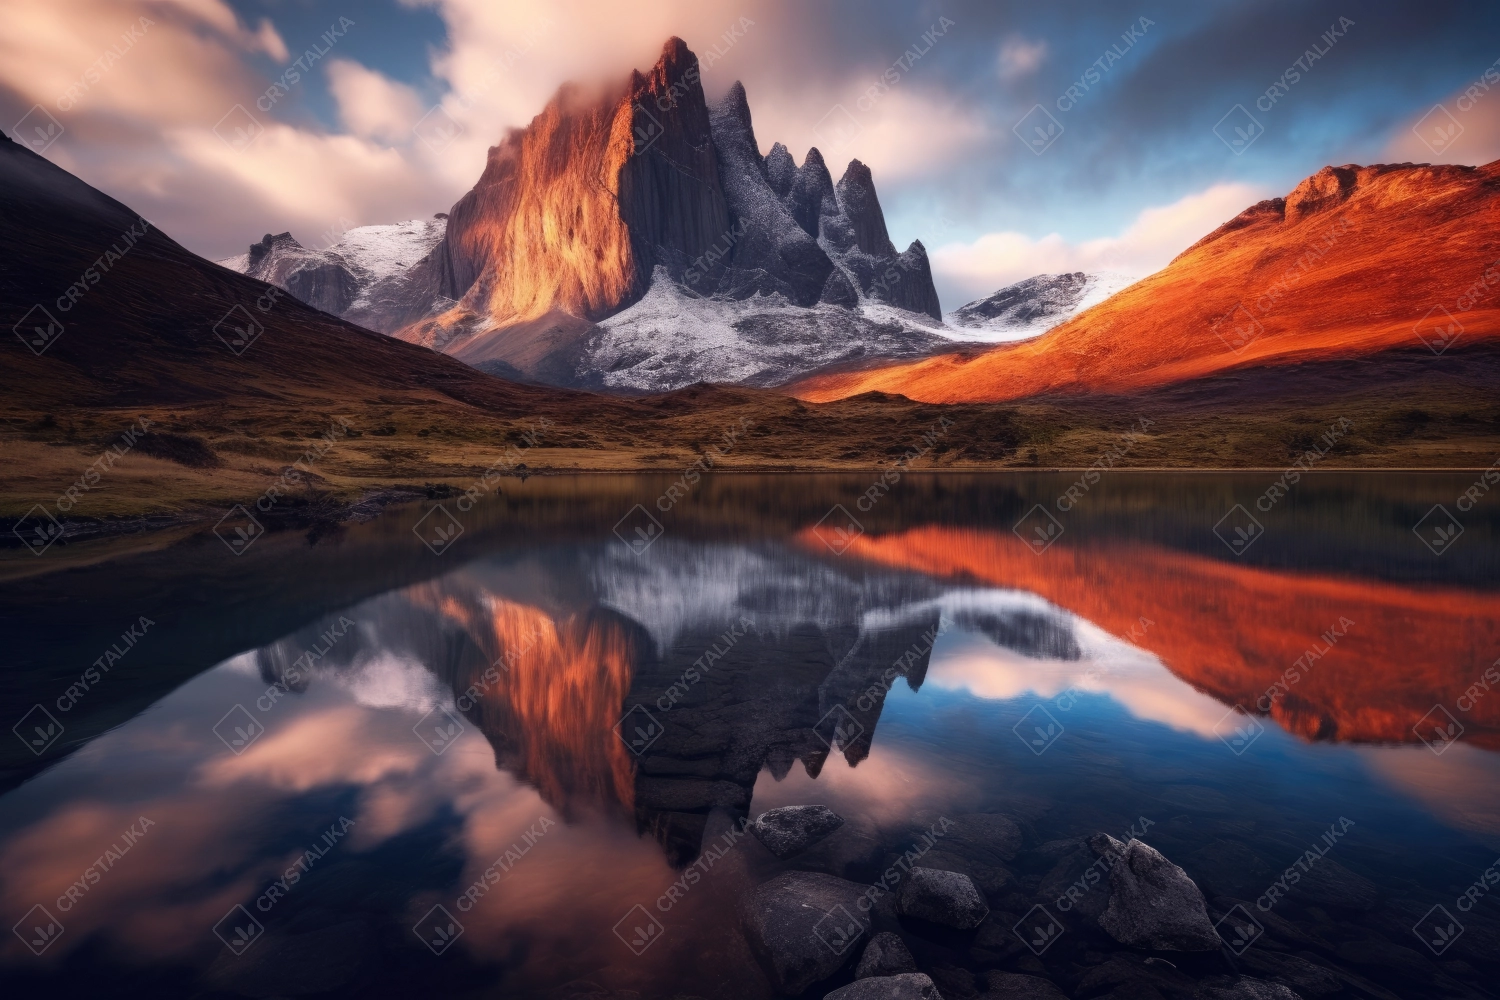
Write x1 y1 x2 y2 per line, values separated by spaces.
810 525 1500 750
794 161 1500 403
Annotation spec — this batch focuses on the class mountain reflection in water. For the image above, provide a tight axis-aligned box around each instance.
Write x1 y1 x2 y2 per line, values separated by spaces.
1 474 1497 1000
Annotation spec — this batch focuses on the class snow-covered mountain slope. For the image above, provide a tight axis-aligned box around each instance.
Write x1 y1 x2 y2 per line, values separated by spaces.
945 272 1137 342
588 268 953 391
217 218 449 332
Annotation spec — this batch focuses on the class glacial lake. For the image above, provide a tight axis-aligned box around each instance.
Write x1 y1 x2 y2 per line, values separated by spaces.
1 473 1497 1000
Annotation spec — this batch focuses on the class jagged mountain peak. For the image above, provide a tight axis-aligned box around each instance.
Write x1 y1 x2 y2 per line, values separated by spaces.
787 146 836 240
834 159 896 258
225 36 946 386
765 141 795 197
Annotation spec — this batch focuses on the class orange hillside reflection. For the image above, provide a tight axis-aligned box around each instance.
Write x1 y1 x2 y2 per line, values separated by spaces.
409 582 638 815
806 526 1500 750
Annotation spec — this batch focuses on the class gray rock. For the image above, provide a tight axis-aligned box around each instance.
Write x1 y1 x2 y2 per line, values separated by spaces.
826 973 945 1000
1194 975 1304 1000
855 931 917 979
753 804 846 859
982 970 1070 1000
742 872 870 994
897 867 989 929
1088 835 1220 951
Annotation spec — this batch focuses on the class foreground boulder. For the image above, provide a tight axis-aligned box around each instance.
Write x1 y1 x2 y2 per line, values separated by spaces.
825 972 945 1000
743 872 869 994
855 931 918 979
1089 834 1221 951
897 868 989 929
753 805 846 859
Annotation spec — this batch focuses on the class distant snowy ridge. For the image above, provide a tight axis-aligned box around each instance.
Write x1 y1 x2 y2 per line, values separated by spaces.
944 271 1138 343
217 218 448 331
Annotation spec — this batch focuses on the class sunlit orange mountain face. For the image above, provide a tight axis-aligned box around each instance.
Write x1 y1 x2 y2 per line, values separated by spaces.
812 525 1500 750
794 161 1500 402
397 40 705 354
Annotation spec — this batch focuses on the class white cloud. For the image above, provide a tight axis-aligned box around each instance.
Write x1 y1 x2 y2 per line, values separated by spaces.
749 84 988 184
327 58 425 143
997 36 1047 81
1383 84 1500 167
930 181 1268 305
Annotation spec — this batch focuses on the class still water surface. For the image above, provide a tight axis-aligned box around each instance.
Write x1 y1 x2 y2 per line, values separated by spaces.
1 474 1497 999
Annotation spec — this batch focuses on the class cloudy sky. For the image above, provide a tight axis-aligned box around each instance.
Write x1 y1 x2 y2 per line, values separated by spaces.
4 0 1498 307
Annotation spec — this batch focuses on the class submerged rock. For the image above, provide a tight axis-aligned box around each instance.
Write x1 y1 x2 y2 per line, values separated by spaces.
742 871 869 994
1088 834 1221 951
825 972 945 1000
855 931 918 979
752 804 846 859
897 868 989 929
919 812 1022 894
1194 975 1305 1000
1286 858 1379 911
981 970 1070 1000
1235 950 1345 998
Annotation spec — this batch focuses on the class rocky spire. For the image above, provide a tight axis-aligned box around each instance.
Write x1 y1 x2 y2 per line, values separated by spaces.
835 160 897 257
